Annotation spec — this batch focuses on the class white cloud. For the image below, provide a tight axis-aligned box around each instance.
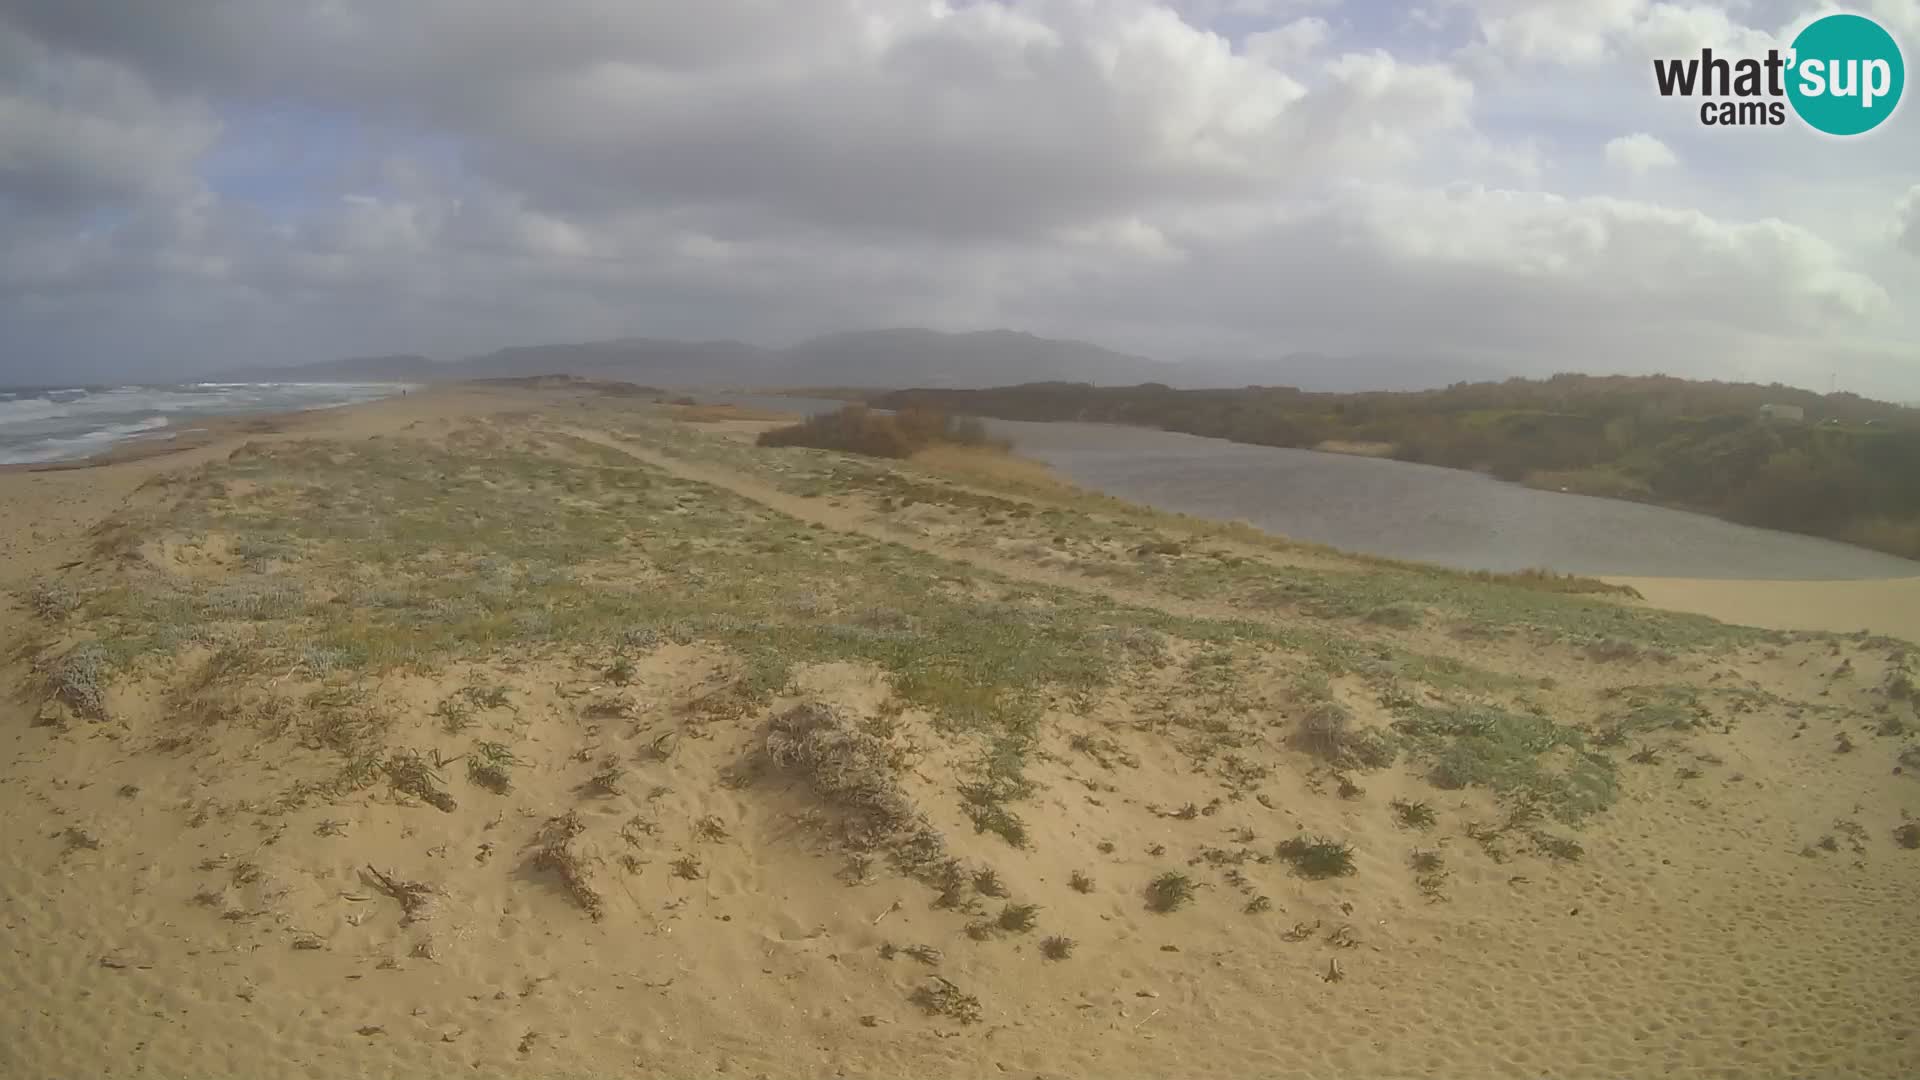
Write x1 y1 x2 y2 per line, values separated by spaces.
1896 185 1920 256
1604 132 1679 175
0 0 1912 396
1243 16 1331 66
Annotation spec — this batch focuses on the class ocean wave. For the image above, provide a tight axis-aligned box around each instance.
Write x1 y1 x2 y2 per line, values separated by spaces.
0 380 409 464
0 416 172 465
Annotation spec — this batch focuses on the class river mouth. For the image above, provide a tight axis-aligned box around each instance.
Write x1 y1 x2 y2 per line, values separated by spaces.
710 394 1920 582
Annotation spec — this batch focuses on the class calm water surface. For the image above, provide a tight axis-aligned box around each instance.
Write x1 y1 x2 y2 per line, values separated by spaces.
713 395 1920 581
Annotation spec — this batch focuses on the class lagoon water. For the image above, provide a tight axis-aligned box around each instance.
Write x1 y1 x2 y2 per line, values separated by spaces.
716 394 1919 581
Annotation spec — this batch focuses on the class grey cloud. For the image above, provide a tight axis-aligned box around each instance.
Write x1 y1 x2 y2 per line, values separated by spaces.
0 27 217 212
0 1 1912 396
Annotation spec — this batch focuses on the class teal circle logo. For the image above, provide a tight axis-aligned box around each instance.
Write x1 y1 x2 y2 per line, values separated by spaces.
1786 13 1904 135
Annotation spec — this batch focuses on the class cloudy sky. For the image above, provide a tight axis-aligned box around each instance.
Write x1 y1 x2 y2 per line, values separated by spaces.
1 0 1916 394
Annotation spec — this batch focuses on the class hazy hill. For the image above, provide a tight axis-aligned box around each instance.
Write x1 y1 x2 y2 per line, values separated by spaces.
462 338 778 383
778 328 1170 387
204 354 440 383
199 330 1525 392
198 329 1183 388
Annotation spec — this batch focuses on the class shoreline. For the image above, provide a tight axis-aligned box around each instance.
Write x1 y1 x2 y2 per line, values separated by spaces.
0 384 512 585
0 382 422 473
880 402 1920 565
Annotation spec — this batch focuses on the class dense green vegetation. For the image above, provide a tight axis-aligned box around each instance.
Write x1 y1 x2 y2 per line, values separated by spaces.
759 404 1003 458
877 375 1920 558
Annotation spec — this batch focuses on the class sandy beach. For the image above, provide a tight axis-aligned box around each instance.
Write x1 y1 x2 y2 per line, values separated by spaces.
1607 575 1920 646
3 384 1915 1079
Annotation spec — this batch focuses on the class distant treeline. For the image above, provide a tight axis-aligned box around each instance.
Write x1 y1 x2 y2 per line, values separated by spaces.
758 404 1005 458
877 375 1920 559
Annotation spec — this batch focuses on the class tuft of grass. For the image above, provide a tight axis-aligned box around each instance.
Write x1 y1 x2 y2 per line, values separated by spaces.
1530 832 1584 862
586 754 627 796
1243 894 1273 914
604 655 637 685
461 684 512 710
1894 823 1920 850
995 902 1040 933
671 855 703 881
1068 870 1095 894
1390 798 1436 830
1394 704 1616 824
909 976 983 1024
1409 848 1445 873
467 741 519 793
384 750 456 812
972 868 1008 898
1275 836 1357 879
1144 871 1196 913
1039 935 1075 960
963 802 1029 848
434 698 475 734
28 580 79 621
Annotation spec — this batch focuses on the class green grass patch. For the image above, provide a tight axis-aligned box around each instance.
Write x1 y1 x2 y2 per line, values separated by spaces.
1392 704 1617 823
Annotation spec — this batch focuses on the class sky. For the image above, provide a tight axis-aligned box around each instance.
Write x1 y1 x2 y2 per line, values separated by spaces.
0 0 1916 395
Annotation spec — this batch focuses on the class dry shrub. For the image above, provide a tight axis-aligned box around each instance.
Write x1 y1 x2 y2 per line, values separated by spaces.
765 703 916 842
364 865 438 924
762 702 955 882
531 811 603 919
1293 702 1397 769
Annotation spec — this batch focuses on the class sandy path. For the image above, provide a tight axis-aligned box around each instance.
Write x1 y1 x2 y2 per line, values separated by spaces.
1609 576 1920 644
562 427 1248 626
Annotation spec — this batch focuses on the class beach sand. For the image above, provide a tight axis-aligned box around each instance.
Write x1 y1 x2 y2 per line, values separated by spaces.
2 384 1915 1079
1609 575 1920 645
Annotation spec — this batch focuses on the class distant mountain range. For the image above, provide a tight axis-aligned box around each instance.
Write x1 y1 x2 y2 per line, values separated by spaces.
203 329 1510 391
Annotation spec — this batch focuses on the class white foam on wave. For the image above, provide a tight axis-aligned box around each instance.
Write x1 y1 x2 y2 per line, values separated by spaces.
0 380 410 464
0 415 171 465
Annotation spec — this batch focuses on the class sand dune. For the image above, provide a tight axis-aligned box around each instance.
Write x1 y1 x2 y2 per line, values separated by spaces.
2 385 1916 1079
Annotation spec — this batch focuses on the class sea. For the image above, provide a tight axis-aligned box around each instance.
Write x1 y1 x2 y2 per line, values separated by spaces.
0 383 415 466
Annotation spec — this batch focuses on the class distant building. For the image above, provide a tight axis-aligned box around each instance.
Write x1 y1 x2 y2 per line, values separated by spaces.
1758 403 1804 422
